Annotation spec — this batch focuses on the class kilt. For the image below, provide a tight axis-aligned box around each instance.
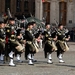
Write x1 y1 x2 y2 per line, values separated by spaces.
56 40 66 52
25 41 36 60
9 39 19 51
44 40 53 52
0 40 5 54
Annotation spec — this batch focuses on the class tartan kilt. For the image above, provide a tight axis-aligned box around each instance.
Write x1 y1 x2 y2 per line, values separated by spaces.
44 40 53 53
25 42 36 60
56 40 66 52
10 40 19 50
25 42 36 53
0 41 5 51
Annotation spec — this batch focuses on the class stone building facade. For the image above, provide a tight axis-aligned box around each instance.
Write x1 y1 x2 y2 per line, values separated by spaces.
0 0 35 18
0 0 75 28
35 0 75 28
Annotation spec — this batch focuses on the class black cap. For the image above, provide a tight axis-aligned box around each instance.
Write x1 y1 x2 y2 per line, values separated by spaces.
16 29 21 36
58 24 63 27
31 21 36 25
25 22 33 29
27 22 33 27
45 23 50 27
9 18 15 21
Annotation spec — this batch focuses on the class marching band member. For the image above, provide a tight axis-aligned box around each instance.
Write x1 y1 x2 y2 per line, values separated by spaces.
5 18 17 66
15 28 24 63
56 24 70 63
0 21 5 63
24 22 37 65
31 22 38 62
42 23 57 64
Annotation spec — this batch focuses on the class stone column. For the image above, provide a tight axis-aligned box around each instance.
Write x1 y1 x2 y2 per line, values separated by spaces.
55 1 59 25
0 0 2 12
35 0 43 20
40 0 43 20
50 0 59 24
73 0 75 25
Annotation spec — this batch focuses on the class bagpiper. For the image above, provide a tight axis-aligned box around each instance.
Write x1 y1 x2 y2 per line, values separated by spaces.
56 24 70 63
0 21 5 63
15 28 24 63
24 22 38 65
5 18 18 66
42 23 57 64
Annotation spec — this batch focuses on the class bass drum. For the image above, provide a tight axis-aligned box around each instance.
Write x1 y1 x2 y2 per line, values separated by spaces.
15 41 25 52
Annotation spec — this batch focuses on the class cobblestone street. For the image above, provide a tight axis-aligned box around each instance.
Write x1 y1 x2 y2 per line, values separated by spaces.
0 42 75 75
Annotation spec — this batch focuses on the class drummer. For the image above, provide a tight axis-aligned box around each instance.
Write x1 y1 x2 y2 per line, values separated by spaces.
15 28 24 63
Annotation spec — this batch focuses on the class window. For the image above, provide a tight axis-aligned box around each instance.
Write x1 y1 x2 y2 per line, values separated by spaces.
5 0 11 12
16 0 21 12
59 2 67 25
24 1 29 11
43 2 50 23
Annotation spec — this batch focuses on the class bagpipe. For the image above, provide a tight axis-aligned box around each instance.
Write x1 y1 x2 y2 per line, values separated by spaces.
56 40 69 51
26 40 39 53
7 8 12 18
53 19 69 51
15 40 25 52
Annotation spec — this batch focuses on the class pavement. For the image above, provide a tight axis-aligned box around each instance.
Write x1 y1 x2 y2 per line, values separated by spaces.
0 42 75 75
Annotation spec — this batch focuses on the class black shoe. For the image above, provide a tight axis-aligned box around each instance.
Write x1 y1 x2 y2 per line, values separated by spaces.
32 59 37 62
17 60 23 63
28 63 34 65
